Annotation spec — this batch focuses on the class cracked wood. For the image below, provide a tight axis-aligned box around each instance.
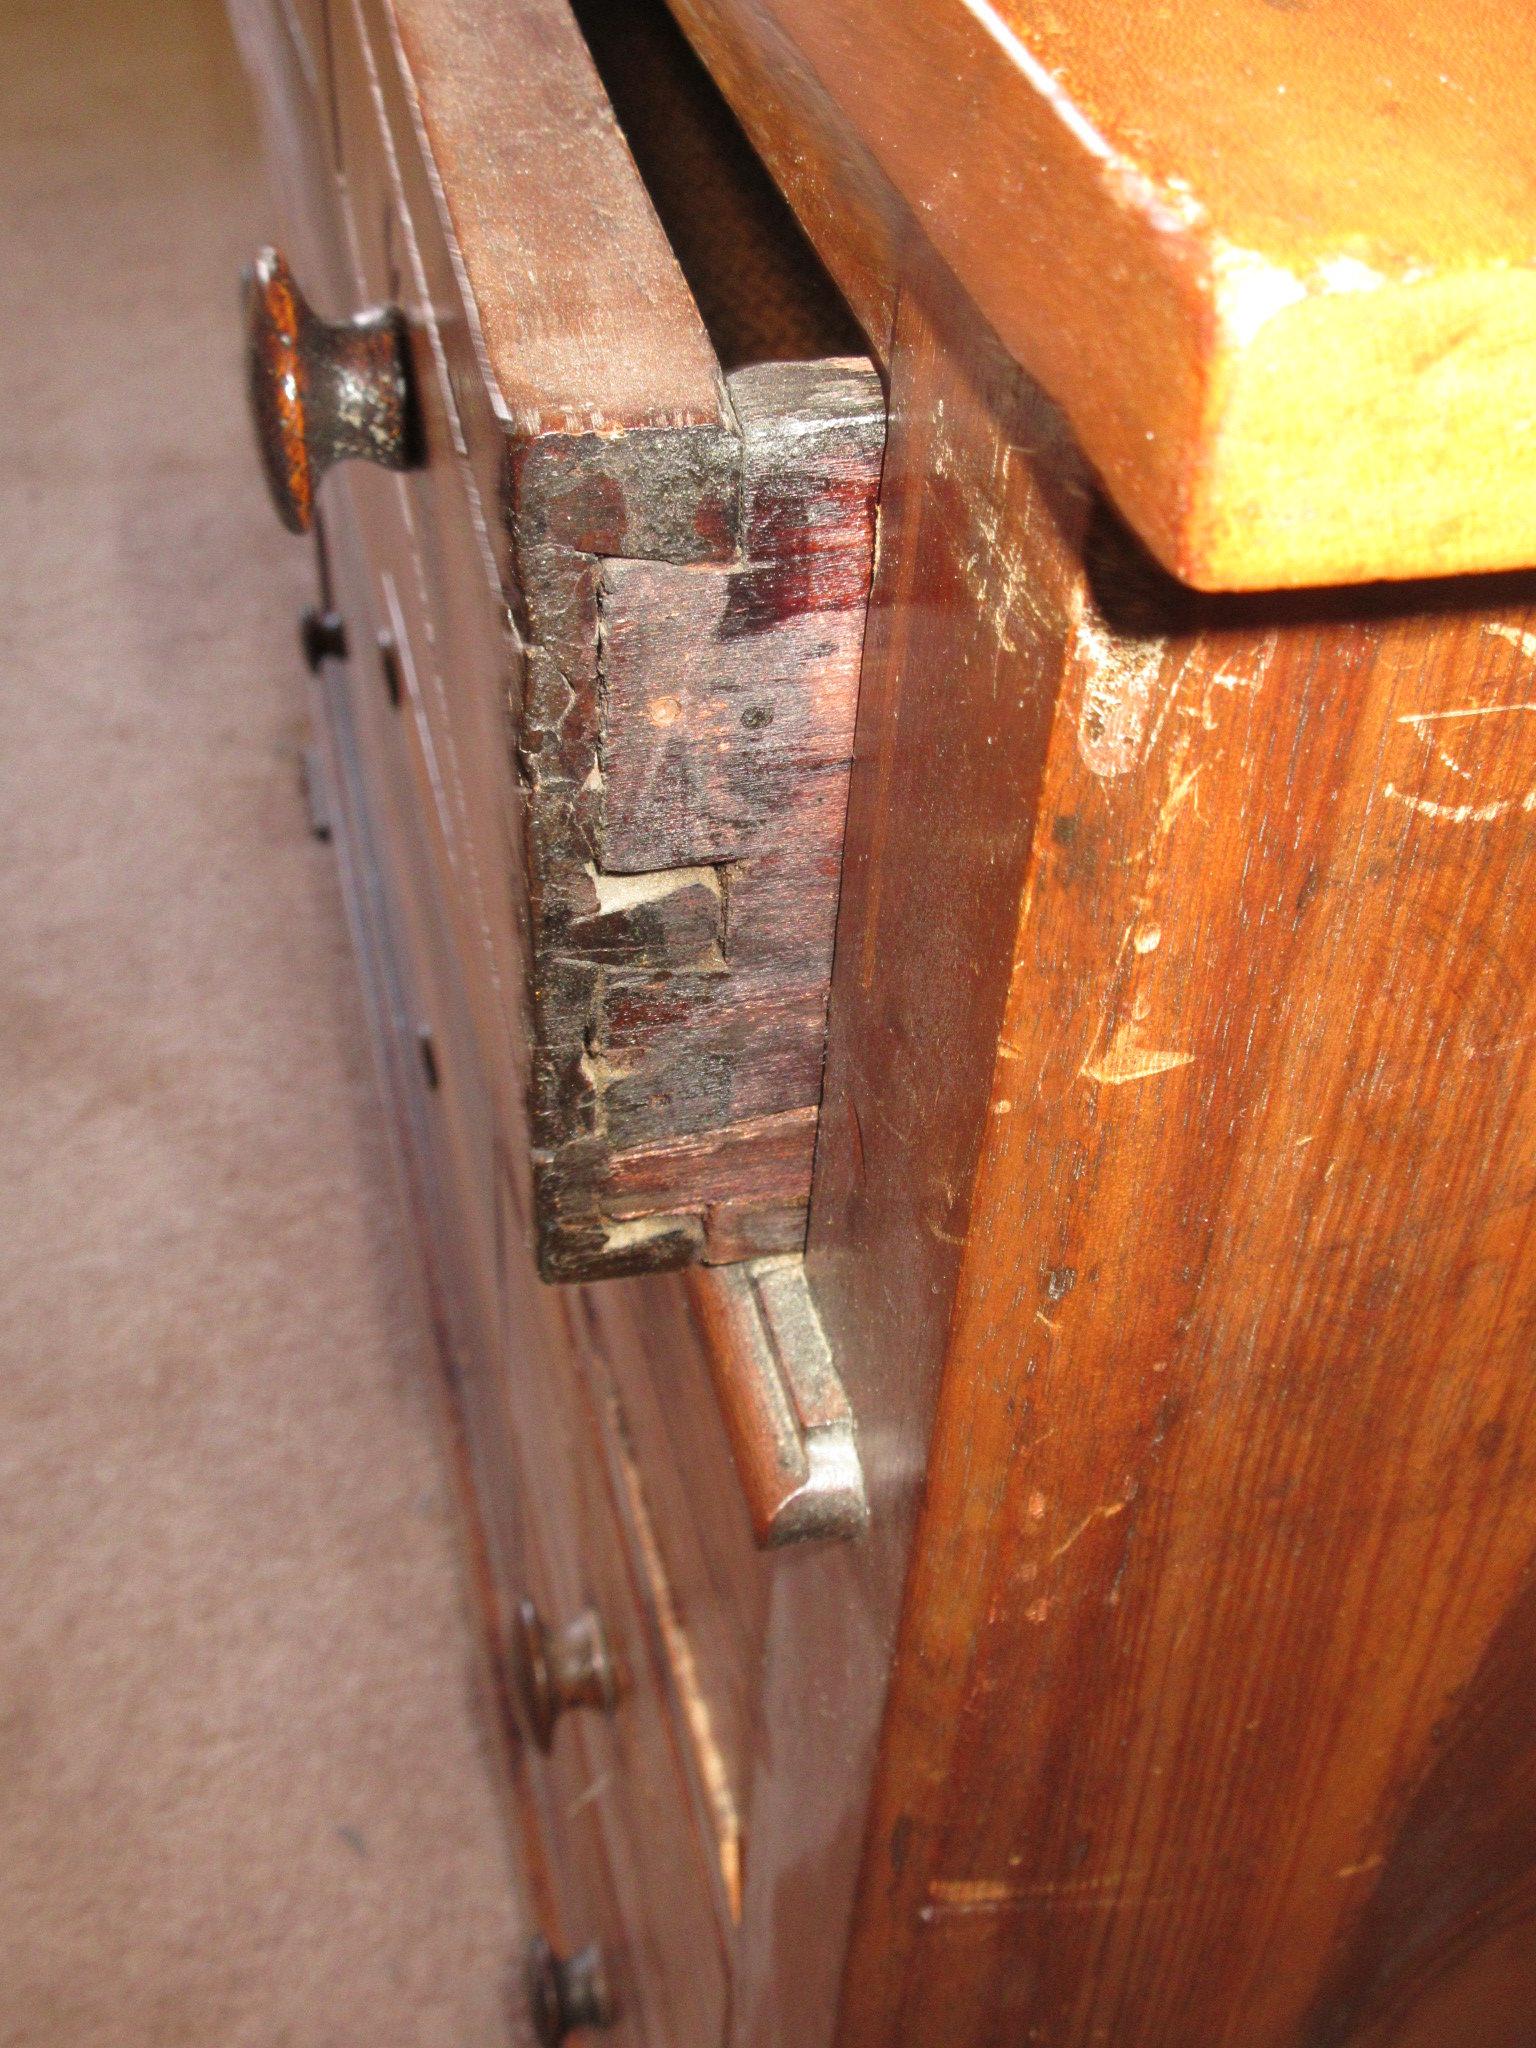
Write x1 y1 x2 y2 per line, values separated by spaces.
516 359 883 1278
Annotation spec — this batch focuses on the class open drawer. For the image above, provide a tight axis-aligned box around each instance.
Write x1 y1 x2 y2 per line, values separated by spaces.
235 5 886 2037
243 0 885 1284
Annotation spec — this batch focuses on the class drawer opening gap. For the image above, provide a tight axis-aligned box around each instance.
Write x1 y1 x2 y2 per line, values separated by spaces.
567 0 865 371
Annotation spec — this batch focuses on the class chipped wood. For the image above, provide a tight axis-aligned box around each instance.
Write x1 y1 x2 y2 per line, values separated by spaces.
517 359 884 1278
316 0 890 1283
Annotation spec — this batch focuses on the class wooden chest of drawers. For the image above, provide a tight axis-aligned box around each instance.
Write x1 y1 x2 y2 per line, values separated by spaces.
231 0 881 2038
230 1 1536 2044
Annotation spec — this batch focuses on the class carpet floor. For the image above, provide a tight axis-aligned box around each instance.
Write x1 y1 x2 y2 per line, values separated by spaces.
0 0 524 2039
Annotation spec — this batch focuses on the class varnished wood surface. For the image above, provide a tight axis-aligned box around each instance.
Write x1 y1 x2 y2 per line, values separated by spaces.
826 259 1536 2047
390 0 725 439
239 5 902 2041
323 0 891 1276
318 496 735 2048
667 0 1536 592
719 255 1084 2048
237 1 1536 2043
251 12 753 2036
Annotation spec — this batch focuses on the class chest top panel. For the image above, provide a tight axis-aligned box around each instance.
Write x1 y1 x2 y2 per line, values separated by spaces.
667 0 1536 592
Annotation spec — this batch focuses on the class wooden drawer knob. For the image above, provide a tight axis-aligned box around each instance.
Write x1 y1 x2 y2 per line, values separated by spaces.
526 1937 616 2044
242 247 418 534
512 1597 618 1751
299 605 348 672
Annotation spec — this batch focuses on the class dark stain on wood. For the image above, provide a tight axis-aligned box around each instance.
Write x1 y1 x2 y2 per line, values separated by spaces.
511 358 884 1279
1300 1573 1536 2046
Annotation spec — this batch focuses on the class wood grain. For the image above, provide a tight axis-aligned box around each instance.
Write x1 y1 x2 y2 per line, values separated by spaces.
239 1 798 2036
710 259 1096 2048
239 3 1536 2043
325 0 889 1278
573 1271 768 1923
832 339 1536 2048
666 0 1536 592
520 357 883 1278
389 0 726 441
331 0 536 1180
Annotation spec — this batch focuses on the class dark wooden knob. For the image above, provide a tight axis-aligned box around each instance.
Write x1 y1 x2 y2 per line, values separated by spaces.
299 605 348 672
243 247 418 534
512 1597 618 1751
526 1937 616 2044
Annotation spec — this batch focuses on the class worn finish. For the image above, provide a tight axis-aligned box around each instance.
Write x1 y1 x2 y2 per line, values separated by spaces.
522 357 883 1278
668 0 1536 591
828 327 1536 2048
318 491 735 2048
236 0 1536 2044
251 15 744 2039
244 245 417 531
314 0 888 1279
686 1255 868 1547
245 4 885 2042
385 0 724 444
572 1269 769 1912
703 263 1090 2048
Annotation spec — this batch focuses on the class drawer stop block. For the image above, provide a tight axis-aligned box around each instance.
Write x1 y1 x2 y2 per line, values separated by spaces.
688 1255 868 1547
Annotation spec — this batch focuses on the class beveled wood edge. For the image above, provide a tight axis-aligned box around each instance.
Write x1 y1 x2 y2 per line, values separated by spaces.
664 0 1536 593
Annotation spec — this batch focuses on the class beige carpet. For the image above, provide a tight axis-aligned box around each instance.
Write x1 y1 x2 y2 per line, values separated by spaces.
0 0 524 2040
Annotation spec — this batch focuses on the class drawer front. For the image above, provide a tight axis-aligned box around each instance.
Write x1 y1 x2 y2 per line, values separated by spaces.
321 491 501 1390
229 0 349 306
341 0 514 543
316 508 643 2038
322 479 732 2046
329 0 531 1155
493 1256 733 2047
319 0 863 1860
235 2 888 2042
575 1279 770 1890
320 0 881 1281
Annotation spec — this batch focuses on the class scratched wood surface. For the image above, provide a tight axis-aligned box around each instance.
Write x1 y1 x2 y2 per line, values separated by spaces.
239 0 1536 2040
327 0 889 1277
516 355 882 1277
685 259 1085 2048
665 0 1536 592
817 262 1536 2046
